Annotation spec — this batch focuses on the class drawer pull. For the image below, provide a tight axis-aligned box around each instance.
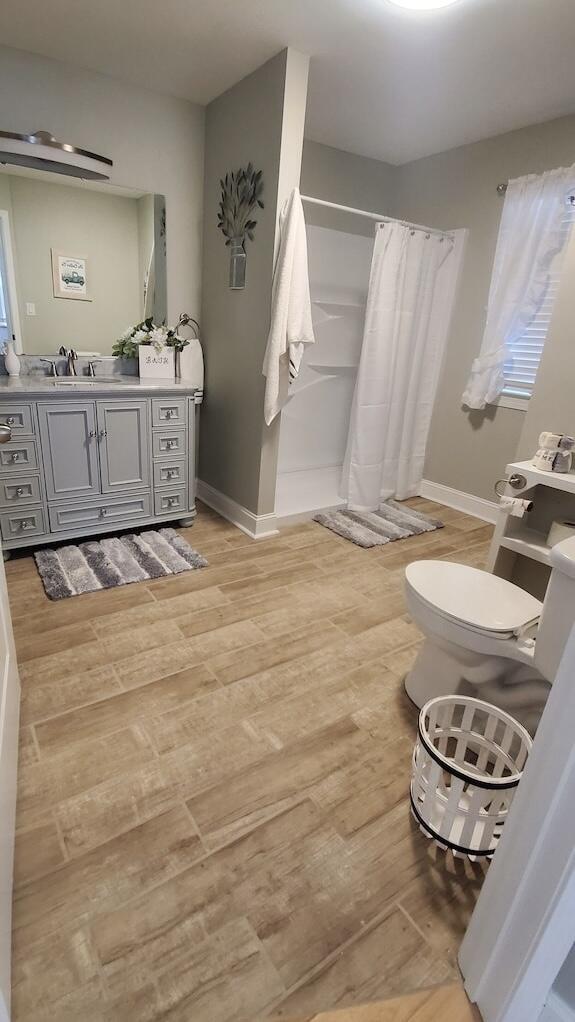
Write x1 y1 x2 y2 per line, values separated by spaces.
167 496 179 507
10 453 19 463
89 430 97 439
166 439 176 450
98 429 107 439
6 417 15 426
16 487 24 497
165 409 174 419
166 469 176 479
99 508 107 518
19 519 34 530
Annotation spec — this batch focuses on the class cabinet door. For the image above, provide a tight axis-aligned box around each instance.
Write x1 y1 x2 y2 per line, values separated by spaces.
97 400 150 494
38 402 100 501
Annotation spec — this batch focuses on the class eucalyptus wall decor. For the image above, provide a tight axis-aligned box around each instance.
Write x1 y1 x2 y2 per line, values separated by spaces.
217 163 264 289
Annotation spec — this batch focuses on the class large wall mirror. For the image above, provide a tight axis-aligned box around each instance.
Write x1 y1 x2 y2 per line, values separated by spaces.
0 166 166 356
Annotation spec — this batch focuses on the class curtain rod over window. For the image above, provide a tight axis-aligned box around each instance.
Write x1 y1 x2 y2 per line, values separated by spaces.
497 181 575 202
300 194 453 240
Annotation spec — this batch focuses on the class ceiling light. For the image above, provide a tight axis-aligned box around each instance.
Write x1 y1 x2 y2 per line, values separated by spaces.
0 130 112 180
387 0 462 9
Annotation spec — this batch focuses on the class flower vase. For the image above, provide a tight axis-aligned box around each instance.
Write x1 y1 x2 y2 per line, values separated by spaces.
4 340 20 377
229 237 246 290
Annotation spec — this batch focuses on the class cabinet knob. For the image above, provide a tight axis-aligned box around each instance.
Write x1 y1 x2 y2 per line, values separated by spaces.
167 496 178 507
99 508 107 518
166 439 176 449
6 417 15 426
10 452 19 462
98 429 107 439
89 431 97 438
16 487 24 497
19 519 34 530
165 409 173 419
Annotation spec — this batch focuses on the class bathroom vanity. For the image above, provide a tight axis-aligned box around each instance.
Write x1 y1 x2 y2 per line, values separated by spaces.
0 377 202 554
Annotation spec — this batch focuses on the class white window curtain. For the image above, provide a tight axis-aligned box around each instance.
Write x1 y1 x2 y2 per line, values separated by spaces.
462 165 575 410
341 221 458 510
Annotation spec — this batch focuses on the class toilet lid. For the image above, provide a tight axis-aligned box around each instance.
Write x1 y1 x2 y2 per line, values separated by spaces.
405 560 543 634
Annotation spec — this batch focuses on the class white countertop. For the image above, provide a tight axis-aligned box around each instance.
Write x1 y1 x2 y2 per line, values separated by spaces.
0 375 201 397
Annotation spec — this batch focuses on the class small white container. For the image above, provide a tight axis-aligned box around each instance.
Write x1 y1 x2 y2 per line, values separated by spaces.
138 345 175 380
3 340 20 377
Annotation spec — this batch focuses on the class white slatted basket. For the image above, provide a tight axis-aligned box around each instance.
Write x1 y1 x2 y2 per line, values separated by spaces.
411 696 532 860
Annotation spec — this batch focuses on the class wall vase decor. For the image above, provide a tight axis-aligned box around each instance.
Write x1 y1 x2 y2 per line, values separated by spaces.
217 164 264 290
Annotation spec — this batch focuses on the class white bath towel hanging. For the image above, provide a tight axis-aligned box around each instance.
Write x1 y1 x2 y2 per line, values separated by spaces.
263 187 315 425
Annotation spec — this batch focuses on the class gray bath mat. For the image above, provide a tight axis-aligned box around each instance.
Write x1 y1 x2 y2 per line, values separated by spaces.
34 528 208 600
314 501 443 549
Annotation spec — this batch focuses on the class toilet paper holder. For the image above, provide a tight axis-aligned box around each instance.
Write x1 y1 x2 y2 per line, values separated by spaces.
494 473 527 498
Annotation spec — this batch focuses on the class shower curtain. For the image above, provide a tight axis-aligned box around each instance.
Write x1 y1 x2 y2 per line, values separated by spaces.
341 220 456 510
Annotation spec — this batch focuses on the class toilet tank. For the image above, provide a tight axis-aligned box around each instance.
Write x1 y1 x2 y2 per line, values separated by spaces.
536 535 575 681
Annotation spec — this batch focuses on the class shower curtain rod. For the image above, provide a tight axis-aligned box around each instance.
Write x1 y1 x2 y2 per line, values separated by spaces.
300 194 453 240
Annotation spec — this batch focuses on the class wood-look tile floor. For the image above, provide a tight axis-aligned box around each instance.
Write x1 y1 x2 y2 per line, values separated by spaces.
8 499 493 1022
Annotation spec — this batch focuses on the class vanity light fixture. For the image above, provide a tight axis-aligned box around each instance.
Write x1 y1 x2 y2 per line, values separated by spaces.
387 0 462 9
0 130 112 180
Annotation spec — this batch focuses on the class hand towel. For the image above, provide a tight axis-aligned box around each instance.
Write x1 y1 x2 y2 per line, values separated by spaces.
262 187 315 425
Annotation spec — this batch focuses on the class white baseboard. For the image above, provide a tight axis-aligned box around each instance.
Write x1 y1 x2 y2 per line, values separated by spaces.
419 478 500 524
196 479 279 540
539 993 575 1022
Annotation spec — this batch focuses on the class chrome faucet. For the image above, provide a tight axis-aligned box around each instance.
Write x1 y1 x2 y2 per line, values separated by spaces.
58 346 78 376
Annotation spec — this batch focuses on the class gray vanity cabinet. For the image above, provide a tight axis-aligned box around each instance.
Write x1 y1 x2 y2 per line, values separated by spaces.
97 400 150 494
0 385 201 553
38 402 100 501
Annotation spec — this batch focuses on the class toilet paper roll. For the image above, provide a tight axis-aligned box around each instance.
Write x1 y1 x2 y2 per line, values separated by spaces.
547 519 575 546
499 496 533 517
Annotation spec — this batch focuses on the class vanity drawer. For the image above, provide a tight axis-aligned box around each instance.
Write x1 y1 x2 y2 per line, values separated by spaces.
153 459 186 488
49 493 152 533
0 440 38 473
0 507 46 543
154 487 187 516
152 430 186 459
151 398 186 427
0 403 35 437
0 475 42 508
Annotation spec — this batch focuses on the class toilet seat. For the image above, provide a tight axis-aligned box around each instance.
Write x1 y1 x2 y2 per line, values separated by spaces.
405 560 543 639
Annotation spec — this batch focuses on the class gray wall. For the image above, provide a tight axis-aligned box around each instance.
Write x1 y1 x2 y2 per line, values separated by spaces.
517 228 575 460
394 113 575 501
199 49 309 516
4 174 142 354
0 45 204 327
301 140 397 236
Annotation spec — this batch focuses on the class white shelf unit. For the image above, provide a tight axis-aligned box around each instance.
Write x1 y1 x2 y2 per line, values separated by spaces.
488 461 575 596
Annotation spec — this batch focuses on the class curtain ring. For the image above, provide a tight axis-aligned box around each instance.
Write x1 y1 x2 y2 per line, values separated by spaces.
410 229 415 235
425 233 430 239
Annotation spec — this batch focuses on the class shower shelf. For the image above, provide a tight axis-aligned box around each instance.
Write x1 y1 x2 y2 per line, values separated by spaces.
313 300 366 310
307 363 357 374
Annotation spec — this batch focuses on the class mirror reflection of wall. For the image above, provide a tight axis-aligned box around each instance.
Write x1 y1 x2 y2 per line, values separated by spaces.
0 167 166 356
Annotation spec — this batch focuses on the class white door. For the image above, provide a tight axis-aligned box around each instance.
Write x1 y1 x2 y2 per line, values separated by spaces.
0 543 20 1021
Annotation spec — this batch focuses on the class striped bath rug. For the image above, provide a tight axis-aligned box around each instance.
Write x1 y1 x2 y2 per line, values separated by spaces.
314 501 443 549
34 528 207 600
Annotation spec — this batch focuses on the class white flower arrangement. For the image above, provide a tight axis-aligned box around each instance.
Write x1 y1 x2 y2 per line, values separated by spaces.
112 317 188 360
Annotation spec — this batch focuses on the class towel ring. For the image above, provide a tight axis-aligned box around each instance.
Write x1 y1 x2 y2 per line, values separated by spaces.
494 473 527 498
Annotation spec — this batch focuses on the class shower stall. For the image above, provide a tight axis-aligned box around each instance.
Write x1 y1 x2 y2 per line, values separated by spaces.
274 196 466 523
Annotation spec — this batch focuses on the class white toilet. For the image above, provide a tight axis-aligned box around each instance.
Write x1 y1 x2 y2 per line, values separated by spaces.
404 534 575 733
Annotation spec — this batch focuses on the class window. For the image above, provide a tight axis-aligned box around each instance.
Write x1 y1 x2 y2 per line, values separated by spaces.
502 199 575 400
